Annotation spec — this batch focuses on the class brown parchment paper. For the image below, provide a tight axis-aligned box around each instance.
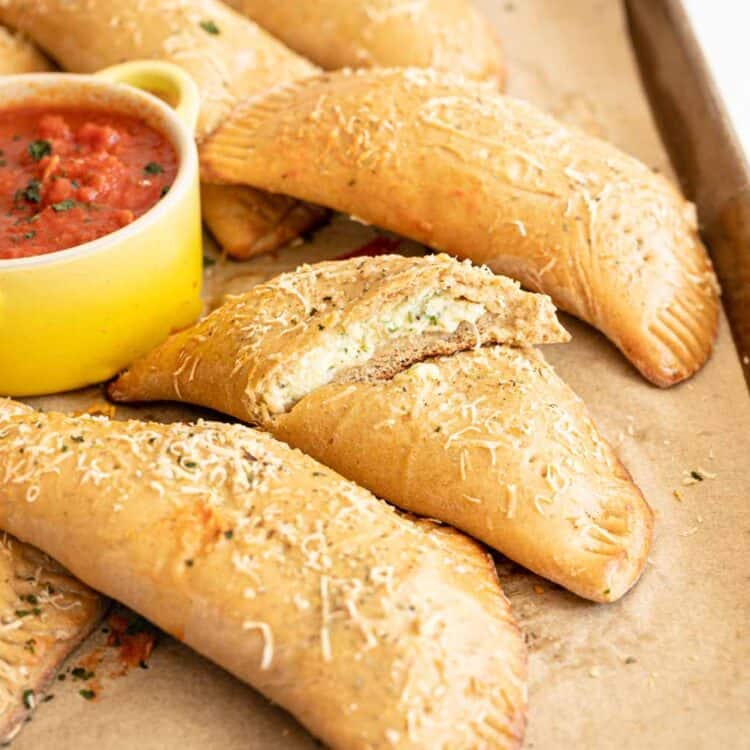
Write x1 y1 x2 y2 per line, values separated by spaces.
14 1 750 748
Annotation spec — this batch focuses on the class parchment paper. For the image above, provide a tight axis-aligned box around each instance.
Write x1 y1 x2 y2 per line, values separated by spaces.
15 1 750 748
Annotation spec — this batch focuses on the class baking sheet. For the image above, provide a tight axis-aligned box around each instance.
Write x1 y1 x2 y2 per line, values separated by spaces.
15 1 750 748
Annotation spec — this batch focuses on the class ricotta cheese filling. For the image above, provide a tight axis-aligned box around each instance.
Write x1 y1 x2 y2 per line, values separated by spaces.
263 292 486 414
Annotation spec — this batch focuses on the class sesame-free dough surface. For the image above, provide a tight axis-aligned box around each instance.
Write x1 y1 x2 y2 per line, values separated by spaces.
225 0 505 85
275 346 652 603
0 400 527 750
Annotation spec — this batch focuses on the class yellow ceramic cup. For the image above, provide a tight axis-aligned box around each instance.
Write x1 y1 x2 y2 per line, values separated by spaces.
0 61 203 397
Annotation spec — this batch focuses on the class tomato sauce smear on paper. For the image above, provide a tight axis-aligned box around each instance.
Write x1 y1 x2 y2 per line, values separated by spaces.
0 107 176 260
107 612 157 669
336 235 402 260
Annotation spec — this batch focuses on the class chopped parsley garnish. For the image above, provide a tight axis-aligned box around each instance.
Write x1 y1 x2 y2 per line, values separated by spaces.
24 639 36 654
144 161 164 175
202 254 216 267
51 199 78 212
17 179 42 204
22 594 38 605
199 20 220 34
15 608 41 618
22 689 34 710
71 667 94 681
223 529 234 540
79 689 96 701
182 459 197 469
22 231 36 241
160 184 171 198
28 139 52 162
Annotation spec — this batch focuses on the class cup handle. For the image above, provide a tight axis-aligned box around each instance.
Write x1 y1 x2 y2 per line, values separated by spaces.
94 61 201 135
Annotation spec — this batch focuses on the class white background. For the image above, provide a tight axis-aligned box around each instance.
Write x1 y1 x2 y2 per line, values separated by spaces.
683 0 750 160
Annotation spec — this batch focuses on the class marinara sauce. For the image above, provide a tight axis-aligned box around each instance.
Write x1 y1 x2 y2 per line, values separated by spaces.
0 107 177 260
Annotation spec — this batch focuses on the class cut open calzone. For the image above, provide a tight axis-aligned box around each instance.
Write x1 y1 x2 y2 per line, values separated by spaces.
0 399 527 750
225 0 505 85
110 255 654 601
0 0 326 259
109 254 569 423
200 67 720 385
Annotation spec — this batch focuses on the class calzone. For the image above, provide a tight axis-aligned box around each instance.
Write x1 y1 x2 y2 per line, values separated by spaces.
200 68 720 385
0 399 527 750
226 0 505 85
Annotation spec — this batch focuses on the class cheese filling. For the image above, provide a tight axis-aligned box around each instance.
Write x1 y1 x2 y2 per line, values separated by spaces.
264 293 486 414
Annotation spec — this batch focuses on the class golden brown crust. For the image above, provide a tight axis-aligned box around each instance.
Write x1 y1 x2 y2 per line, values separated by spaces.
0 0 321 259
274 347 654 603
200 184 329 260
201 68 721 386
109 254 569 423
0 400 527 750
0 26 53 74
0 535 106 744
225 0 505 87
0 0 314 139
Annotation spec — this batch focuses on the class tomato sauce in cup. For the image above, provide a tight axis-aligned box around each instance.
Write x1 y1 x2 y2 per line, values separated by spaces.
0 107 177 260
